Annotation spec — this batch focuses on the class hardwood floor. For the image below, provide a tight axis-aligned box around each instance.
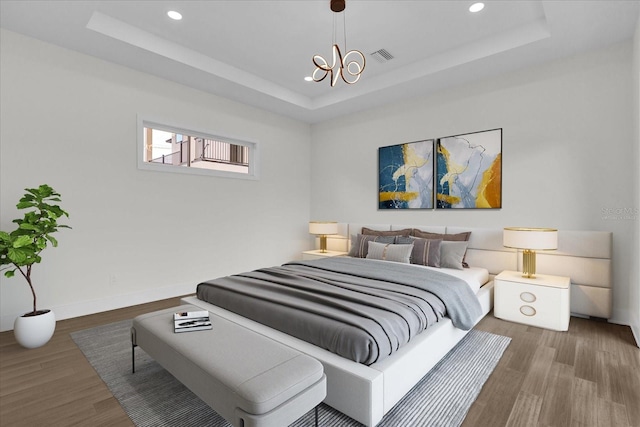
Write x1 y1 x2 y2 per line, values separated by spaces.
466 315 640 427
0 298 182 426
1 299 638 426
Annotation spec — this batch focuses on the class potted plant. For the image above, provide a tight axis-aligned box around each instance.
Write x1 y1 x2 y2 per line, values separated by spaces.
0 184 70 348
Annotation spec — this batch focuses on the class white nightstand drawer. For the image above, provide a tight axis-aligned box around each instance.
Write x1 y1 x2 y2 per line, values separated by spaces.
494 271 570 331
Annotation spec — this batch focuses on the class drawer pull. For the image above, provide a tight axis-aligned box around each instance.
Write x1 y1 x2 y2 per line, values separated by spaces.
520 292 537 303
520 305 536 316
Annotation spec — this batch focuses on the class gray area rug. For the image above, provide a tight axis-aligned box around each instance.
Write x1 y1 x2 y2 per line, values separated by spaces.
71 321 510 427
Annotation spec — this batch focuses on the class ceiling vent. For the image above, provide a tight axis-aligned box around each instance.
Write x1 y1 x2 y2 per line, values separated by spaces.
370 49 394 63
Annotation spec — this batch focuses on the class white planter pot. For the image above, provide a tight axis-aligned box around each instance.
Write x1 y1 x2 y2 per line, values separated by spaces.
14 309 56 349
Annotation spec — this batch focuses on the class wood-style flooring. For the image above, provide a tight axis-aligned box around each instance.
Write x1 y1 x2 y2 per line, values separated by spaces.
1 298 638 426
467 315 640 427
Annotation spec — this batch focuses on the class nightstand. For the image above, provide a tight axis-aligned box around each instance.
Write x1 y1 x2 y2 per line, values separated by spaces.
494 270 570 331
302 250 349 261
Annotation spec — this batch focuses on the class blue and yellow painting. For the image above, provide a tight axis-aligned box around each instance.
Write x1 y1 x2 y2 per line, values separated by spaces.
436 128 502 209
379 140 434 209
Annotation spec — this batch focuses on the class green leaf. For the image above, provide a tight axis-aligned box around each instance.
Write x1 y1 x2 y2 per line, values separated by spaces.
46 235 58 247
25 188 41 198
19 223 41 232
16 200 36 209
48 205 65 218
24 212 38 223
35 237 47 250
4 270 15 278
12 235 33 248
7 247 28 264
38 184 54 197
10 228 30 238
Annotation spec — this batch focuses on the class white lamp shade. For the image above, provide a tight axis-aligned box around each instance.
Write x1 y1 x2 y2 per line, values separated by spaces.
503 227 558 250
309 221 338 235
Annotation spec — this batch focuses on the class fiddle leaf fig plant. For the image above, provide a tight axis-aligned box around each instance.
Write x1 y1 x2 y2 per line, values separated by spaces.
0 184 71 316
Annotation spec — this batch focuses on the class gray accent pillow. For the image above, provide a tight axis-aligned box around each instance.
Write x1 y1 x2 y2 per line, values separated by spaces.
365 242 414 264
348 234 395 258
440 241 469 270
410 230 472 268
395 236 442 268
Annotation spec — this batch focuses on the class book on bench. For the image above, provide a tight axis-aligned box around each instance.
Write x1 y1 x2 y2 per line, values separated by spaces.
174 310 212 333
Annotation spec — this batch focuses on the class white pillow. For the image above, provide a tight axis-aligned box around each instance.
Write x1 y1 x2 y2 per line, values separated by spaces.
366 241 414 263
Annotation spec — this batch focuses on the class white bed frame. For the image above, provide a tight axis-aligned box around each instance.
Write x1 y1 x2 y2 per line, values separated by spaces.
182 223 612 426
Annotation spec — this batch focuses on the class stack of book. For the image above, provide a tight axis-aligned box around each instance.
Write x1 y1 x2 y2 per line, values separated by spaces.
173 310 212 333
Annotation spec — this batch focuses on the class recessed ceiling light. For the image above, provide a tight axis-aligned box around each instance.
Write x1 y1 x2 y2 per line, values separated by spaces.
304 76 313 82
167 10 182 20
469 3 485 13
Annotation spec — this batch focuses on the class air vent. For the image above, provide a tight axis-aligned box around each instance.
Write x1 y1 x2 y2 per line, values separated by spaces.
370 49 394 63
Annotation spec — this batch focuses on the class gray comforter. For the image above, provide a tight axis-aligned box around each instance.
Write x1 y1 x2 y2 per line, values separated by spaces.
196 257 482 365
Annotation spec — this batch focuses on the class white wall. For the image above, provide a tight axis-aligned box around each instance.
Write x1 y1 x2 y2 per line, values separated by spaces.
311 42 638 327
0 29 311 331
631 13 640 344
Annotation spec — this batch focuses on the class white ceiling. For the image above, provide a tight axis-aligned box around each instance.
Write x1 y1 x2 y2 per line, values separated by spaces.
1 0 639 123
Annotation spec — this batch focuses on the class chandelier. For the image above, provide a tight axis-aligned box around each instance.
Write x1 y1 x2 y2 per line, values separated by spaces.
312 0 366 86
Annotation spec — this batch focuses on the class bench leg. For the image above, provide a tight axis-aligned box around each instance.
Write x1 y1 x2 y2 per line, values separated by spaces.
131 328 137 374
315 406 319 427
131 342 136 374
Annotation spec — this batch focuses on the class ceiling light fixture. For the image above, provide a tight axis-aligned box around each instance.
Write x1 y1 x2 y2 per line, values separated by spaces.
312 0 365 87
167 10 182 20
469 3 485 13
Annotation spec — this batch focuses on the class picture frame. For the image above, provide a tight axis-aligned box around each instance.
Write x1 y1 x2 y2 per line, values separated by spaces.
435 128 502 209
378 139 434 209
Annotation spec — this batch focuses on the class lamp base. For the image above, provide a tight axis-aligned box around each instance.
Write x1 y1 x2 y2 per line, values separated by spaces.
522 249 537 278
319 235 328 253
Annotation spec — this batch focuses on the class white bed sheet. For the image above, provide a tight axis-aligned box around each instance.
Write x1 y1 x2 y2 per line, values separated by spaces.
425 266 489 293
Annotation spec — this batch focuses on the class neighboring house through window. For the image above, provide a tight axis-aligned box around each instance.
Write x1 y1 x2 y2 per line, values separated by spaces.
137 117 259 180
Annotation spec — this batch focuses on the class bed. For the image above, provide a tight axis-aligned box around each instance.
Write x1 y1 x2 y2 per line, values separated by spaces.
182 223 612 426
196 257 487 366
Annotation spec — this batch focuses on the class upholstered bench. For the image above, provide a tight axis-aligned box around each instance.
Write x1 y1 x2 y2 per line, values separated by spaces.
131 305 326 427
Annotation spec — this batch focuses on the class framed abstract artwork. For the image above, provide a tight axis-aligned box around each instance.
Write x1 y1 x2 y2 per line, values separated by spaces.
436 128 502 209
378 139 434 209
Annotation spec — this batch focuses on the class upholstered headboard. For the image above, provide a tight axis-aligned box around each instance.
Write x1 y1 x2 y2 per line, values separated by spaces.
323 224 612 319
535 230 612 319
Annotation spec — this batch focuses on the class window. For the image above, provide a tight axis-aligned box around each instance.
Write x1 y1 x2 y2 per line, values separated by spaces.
137 117 259 180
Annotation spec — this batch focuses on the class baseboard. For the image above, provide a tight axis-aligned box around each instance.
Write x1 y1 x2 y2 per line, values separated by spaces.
604 310 640 348
631 324 640 348
0 282 195 332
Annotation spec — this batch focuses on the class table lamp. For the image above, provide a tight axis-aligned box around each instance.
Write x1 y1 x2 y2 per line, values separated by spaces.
503 227 558 278
309 221 338 253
